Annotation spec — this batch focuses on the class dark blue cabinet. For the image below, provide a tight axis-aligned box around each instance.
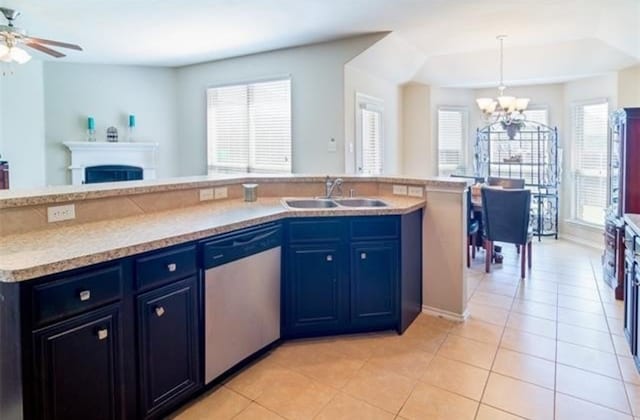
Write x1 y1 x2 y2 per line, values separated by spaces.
136 276 200 418
350 241 399 329
283 214 419 338
285 244 347 336
32 304 123 420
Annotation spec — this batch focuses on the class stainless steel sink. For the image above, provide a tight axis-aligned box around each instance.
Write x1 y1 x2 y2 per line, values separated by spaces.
284 199 338 209
334 198 389 208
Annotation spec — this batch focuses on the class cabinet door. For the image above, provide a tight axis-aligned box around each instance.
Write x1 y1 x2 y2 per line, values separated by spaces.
351 241 399 328
33 304 123 420
286 244 345 335
625 256 637 355
137 276 200 417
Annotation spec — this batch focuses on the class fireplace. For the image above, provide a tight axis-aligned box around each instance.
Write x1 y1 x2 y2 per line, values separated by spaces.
63 141 158 185
84 165 143 184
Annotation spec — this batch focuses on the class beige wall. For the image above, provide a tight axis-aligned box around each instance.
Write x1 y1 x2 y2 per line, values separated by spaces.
401 83 431 178
618 65 640 108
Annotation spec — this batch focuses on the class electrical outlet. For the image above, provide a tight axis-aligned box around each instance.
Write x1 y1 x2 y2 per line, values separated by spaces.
214 187 228 199
199 188 214 201
408 186 424 197
47 204 76 223
392 185 408 195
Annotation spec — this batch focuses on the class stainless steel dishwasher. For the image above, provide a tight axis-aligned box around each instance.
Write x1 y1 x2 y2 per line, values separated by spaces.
202 223 281 384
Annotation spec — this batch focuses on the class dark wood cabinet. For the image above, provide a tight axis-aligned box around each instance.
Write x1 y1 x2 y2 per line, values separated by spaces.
605 108 640 298
286 244 346 335
32 304 123 420
350 241 398 328
0 161 9 190
136 276 200 418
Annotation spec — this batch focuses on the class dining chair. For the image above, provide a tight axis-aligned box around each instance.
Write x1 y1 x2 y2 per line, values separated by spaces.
481 187 532 279
487 176 525 189
466 187 480 267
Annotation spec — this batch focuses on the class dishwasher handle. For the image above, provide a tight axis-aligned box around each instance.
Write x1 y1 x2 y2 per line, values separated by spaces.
202 225 282 269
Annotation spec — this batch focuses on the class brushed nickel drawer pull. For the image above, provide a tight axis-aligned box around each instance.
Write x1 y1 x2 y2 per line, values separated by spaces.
361 252 367 260
167 263 177 272
155 306 165 317
326 255 333 262
79 290 91 301
97 329 108 340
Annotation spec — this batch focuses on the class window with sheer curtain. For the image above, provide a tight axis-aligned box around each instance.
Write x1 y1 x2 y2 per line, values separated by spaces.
572 100 609 225
437 108 468 176
207 78 291 173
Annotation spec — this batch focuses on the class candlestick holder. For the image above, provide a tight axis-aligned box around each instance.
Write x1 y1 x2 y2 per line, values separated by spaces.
87 128 96 142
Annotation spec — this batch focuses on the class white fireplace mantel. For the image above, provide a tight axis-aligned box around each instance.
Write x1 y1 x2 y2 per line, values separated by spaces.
63 141 159 185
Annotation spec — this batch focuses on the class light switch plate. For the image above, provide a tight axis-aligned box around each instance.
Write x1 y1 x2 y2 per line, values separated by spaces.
408 186 424 197
328 137 337 153
47 204 76 222
392 185 408 195
214 187 228 199
199 188 214 201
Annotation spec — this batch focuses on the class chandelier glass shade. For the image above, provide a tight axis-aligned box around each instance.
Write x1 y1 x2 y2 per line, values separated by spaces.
477 35 529 127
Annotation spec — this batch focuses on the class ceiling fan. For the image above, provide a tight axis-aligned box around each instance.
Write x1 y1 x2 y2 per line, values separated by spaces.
0 6 82 64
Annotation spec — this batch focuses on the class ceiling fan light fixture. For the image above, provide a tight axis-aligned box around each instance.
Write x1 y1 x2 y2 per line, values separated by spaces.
9 46 31 63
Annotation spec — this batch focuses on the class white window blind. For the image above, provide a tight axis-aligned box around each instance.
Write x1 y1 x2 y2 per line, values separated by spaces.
438 108 467 176
207 78 291 173
361 108 383 175
573 101 609 225
523 108 548 127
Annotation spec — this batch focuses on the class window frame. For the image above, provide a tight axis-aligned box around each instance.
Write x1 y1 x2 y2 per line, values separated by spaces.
436 106 469 177
206 75 292 174
354 92 385 175
569 98 609 227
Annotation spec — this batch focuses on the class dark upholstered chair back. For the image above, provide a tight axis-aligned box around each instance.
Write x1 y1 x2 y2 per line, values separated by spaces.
481 188 531 245
487 176 525 189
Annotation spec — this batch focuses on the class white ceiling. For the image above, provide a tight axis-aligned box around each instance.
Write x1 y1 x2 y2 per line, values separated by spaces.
5 0 640 86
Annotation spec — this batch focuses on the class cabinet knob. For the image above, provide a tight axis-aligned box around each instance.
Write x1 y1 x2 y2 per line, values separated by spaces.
155 306 165 317
167 263 177 272
326 255 333 262
97 329 108 340
361 252 367 260
79 290 91 301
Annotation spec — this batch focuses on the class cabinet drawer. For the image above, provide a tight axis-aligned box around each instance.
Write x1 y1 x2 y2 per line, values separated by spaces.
288 219 344 243
350 216 399 240
136 245 197 290
32 264 123 327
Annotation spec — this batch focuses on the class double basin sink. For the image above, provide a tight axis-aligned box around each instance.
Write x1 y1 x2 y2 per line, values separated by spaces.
283 197 389 209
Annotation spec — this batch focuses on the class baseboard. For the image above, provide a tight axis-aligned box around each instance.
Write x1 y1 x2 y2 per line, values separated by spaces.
561 234 604 251
422 305 469 322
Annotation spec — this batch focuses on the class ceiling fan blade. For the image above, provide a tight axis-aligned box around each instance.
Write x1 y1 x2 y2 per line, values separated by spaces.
24 36 82 51
25 42 66 58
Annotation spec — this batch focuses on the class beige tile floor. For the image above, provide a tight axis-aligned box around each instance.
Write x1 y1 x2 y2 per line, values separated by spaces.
172 240 640 420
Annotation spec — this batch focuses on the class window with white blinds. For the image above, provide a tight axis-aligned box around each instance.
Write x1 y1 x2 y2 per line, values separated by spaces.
360 108 383 174
437 108 468 176
573 100 609 225
523 108 548 127
207 78 291 173
355 93 384 175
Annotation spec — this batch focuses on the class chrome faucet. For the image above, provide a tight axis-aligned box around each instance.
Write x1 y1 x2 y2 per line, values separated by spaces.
325 176 343 198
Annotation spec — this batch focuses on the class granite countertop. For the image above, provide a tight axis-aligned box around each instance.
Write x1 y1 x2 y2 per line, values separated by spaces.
0 196 424 282
0 174 467 208
625 213 640 233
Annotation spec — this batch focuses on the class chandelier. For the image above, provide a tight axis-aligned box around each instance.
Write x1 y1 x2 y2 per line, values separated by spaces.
476 35 530 133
